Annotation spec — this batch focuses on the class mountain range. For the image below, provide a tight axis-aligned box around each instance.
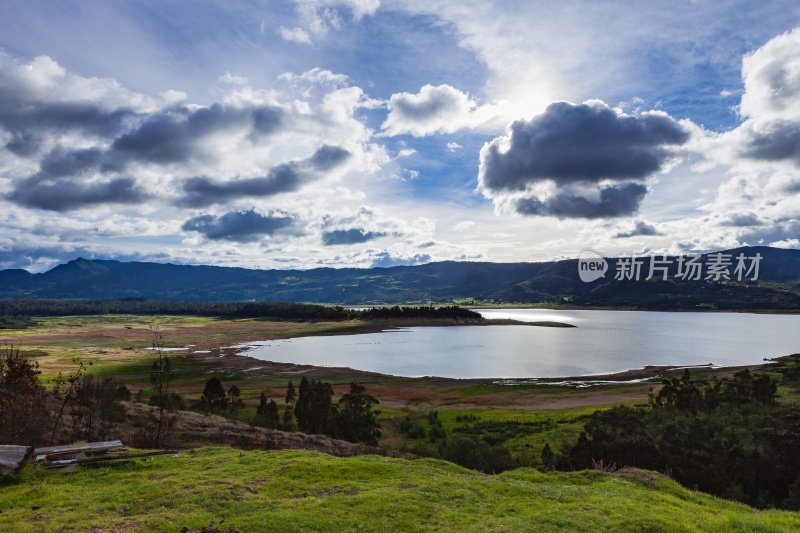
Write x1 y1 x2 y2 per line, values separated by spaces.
1 246 799 310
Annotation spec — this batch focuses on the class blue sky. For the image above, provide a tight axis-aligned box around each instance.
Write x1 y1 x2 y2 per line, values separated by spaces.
1 0 800 272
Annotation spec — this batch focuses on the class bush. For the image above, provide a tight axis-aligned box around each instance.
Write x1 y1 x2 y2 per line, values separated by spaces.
439 435 515 473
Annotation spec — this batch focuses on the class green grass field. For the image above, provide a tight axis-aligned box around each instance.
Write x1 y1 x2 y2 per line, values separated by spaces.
3 446 800 532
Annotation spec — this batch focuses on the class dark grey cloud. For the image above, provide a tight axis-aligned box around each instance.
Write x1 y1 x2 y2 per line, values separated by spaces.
0 62 132 155
742 122 800 163
181 209 296 242
615 220 662 238
390 87 462 120
478 101 687 219
177 145 349 207
721 213 765 227
322 228 387 246
514 183 648 219
307 144 352 170
179 165 304 208
480 102 689 193
0 101 132 157
8 177 148 211
6 102 285 177
110 104 282 166
37 148 104 177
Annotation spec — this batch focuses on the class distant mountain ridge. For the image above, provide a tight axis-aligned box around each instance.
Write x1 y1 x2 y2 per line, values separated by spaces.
1 246 799 310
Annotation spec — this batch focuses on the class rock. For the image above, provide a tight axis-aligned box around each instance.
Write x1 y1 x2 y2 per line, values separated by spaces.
0 445 33 477
125 404 387 457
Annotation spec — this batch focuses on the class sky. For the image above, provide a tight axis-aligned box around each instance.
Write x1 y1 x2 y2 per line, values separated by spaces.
2 0 800 272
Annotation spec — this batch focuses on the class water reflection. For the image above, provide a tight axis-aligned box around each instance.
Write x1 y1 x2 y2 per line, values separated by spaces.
232 310 800 379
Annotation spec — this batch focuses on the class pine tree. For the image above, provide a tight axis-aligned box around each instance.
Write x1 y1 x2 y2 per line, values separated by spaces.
541 442 555 471
228 384 244 420
255 391 280 429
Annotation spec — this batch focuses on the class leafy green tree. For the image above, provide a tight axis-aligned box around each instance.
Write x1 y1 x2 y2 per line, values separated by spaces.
563 370 800 509
199 376 228 414
439 434 515 473
332 383 381 445
294 377 334 435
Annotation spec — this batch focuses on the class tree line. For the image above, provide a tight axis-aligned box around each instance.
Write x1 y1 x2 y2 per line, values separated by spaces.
198 376 381 445
559 369 800 510
0 299 481 326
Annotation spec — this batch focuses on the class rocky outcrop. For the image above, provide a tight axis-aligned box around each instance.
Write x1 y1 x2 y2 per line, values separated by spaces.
125 403 386 457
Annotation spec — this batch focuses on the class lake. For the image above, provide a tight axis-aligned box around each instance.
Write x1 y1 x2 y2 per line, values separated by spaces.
231 309 800 379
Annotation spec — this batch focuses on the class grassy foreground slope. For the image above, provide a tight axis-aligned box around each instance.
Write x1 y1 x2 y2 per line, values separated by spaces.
2 447 799 532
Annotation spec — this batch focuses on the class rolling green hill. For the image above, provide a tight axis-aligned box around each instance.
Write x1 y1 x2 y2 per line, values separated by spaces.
2 446 799 532
1 246 799 309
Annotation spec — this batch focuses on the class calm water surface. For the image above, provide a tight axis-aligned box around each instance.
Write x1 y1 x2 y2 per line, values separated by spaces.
233 309 800 379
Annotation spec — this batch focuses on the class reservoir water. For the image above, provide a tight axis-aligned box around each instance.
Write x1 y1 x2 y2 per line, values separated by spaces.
233 309 800 379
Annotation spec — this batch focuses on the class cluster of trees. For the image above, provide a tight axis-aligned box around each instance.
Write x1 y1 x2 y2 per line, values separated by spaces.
561 369 800 509
398 411 516 473
3 336 382 451
358 305 481 320
0 315 35 330
0 346 130 446
249 377 381 445
1 332 179 449
0 299 481 326
196 376 244 419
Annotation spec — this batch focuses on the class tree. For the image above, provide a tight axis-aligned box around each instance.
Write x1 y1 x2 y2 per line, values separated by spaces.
285 381 296 405
255 392 280 429
50 358 91 445
541 442 555 471
333 383 381 445
439 434 515 473
282 381 297 430
228 384 244 420
199 376 228 414
294 377 334 435
0 345 49 445
149 329 175 448
69 376 125 442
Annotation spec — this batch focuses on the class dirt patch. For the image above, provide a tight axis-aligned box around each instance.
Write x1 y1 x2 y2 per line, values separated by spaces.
180 524 240 533
613 467 670 488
